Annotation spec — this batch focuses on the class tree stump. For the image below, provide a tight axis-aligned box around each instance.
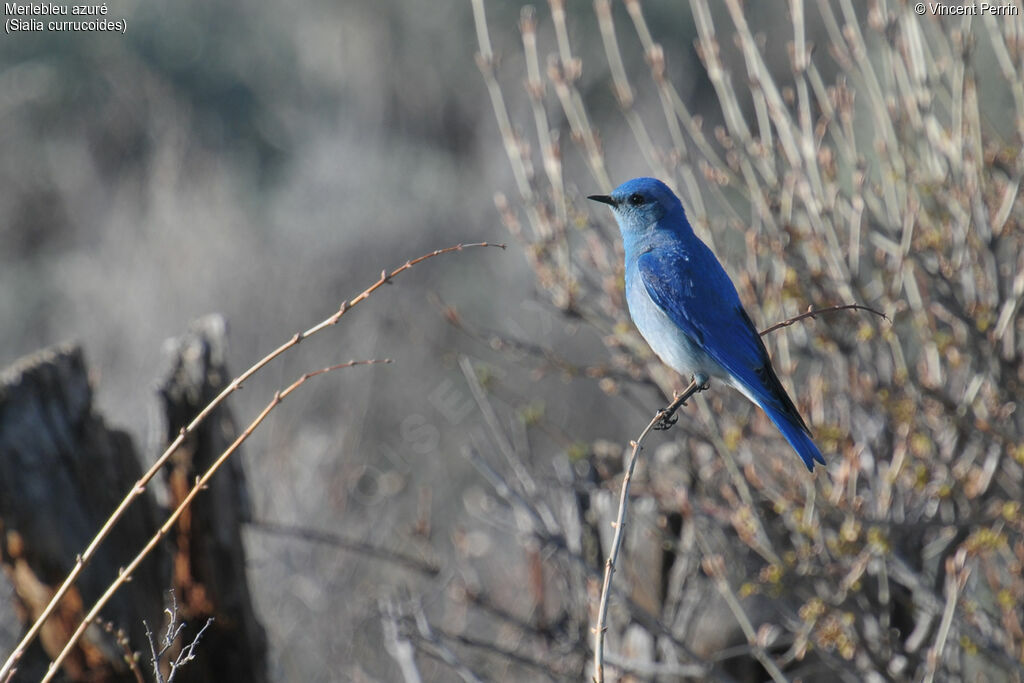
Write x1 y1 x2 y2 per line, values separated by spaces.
1 317 269 682
0 344 166 682
155 315 267 683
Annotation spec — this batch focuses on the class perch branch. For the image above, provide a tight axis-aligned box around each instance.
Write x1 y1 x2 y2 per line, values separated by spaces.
593 376 705 683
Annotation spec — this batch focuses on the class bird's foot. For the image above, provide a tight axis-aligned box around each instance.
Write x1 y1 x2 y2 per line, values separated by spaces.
654 374 709 431
653 411 679 431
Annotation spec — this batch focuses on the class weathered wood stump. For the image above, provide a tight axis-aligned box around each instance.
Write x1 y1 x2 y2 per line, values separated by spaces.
0 316 268 682
155 315 267 683
0 344 166 682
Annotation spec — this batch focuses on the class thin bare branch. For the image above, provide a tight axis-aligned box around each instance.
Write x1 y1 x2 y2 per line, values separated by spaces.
757 303 888 336
1 242 502 681
41 359 390 681
593 377 705 683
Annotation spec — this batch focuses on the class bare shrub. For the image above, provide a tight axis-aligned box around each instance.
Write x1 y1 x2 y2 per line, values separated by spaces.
432 1 1024 680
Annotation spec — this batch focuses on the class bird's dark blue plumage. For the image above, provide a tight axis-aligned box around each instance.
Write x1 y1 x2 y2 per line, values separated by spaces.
589 177 825 470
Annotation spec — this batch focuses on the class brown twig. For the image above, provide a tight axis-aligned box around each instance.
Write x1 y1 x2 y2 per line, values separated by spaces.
41 359 391 682
593 302 886 682
1 241 503 682
756 303 888 337
593 376 705 683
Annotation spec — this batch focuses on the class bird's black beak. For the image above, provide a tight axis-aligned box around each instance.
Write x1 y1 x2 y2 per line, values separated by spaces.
587 194 617 207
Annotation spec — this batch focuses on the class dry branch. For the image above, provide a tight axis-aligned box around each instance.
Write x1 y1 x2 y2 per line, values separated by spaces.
1 241 503 681
41 358 391 681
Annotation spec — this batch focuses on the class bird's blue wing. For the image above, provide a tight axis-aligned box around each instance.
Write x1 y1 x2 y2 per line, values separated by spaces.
637 245 824 469
636 243 769 394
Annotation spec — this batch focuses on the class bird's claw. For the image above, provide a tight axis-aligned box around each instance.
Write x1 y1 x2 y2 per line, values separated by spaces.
654 412 679 430
654 401 684 430
654 377 707 431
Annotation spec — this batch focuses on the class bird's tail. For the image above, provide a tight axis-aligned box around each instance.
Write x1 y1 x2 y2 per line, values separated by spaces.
760 402 826 472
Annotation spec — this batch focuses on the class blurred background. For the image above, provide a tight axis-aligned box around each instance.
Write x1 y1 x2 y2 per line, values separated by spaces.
2 0 1022 681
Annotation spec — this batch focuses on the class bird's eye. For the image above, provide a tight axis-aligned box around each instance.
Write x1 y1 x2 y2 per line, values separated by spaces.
628 193 645 206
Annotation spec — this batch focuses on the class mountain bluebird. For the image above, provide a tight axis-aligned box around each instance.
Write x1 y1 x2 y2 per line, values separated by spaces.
589 177 825 470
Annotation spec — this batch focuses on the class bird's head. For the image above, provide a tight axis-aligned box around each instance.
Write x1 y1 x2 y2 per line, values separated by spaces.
588 177 686 236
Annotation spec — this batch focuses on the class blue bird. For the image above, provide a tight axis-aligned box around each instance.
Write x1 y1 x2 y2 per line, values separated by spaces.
589 177 825 471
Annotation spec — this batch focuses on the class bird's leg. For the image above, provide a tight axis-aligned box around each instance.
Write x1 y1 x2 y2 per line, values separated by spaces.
654 374 709 430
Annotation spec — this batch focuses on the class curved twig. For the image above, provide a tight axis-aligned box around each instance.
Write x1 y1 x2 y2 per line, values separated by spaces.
757 303 887 337
1 242 503 682
42 360 391 682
